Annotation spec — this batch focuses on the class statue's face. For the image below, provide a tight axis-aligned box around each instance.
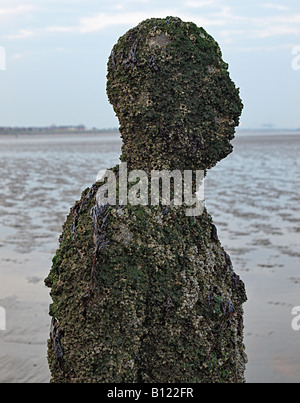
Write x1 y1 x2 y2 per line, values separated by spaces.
107 17 243 171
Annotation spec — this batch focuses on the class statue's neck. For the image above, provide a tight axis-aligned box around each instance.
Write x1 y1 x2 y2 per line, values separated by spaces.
119 124 205 174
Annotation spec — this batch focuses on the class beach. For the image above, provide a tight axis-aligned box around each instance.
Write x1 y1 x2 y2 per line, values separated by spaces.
0 130 299 383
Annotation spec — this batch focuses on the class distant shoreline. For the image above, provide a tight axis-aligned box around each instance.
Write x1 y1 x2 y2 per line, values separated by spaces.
0 130 120 136
0 126 120 136
236 128 300 134
0 128 300 137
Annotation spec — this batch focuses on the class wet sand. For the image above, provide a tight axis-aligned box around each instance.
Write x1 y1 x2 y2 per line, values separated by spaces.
0 131 300 383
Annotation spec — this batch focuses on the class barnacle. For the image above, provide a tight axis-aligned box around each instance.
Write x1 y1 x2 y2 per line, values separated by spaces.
45 17 247 384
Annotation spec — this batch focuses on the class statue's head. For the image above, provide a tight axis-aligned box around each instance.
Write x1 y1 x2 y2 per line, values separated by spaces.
107 17 243 172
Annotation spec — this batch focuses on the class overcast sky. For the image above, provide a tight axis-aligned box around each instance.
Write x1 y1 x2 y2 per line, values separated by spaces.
0 0 300 129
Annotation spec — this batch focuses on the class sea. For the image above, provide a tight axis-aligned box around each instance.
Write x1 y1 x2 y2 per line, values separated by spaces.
0 130 299 383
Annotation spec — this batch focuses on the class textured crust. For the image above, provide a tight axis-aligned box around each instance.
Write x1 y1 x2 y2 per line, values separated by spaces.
45 17 246 383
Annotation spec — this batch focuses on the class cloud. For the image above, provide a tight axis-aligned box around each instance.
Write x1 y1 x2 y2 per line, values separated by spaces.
79 11 172 33
44 8 300 43
0 5 36 17
4 2 299 47
185 0 219 8
226 43 297 53
48 10 179 34
255 25 300 38
5 29 34 39
77 8 235 34
260 3 289 11
47 26 74 33
251 14 300 38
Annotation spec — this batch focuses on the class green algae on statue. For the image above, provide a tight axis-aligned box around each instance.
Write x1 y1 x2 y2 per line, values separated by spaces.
45 16 247 383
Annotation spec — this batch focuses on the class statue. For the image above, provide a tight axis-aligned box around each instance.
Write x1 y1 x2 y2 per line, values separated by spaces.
45 16 247 383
